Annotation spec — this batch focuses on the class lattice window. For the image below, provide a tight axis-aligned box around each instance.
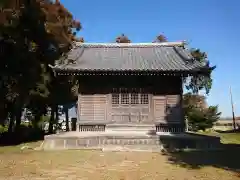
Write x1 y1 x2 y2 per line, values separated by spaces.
131 93 139 104
140 94 149 104
112 94 119 104
112 91 149 105
121 93 129 104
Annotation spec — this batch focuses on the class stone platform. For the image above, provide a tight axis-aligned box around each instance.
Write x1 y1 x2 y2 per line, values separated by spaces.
105 123 156 133
43 131 221 152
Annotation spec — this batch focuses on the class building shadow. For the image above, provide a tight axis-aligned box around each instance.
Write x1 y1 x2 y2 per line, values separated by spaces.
164 143 240 173
159 104 240 174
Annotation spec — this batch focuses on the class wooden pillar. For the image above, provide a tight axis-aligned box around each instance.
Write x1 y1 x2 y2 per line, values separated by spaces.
76 123 80 132
76 95 80 132
180 77 185 125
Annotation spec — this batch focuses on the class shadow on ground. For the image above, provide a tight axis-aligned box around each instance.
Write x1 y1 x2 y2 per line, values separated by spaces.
0 125 45 146
164 133 240 174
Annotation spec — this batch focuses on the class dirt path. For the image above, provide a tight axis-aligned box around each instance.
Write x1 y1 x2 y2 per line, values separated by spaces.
0 150 239 180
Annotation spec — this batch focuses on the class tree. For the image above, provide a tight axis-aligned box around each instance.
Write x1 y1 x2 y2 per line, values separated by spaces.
187 105 221 131
153 34 167 42
0 0 81 133
77 37 84 43
40 0 81 133
0 1 45 131
115 34 131 43
185 49 216 95
0 0 53 131
26 64 50 128
183 93 221 131
183 92 207 111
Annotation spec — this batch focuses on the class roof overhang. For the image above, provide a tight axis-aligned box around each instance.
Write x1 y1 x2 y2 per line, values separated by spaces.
73 41 186 47
51 67 212 77
50 42 213 77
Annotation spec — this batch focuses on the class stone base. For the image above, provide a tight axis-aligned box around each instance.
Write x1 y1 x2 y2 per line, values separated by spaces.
43 131 221 152
105 124 156 134
102 145 162 152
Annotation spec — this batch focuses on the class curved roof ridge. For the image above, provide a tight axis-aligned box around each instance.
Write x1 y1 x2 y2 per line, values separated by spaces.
74 41 186 48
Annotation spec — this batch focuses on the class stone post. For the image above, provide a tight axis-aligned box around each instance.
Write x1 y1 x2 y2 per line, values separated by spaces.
185 117 189 132
76 122 80 132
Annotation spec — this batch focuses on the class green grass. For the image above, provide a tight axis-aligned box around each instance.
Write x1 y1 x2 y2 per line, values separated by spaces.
218 133 240 144
196 131 240 144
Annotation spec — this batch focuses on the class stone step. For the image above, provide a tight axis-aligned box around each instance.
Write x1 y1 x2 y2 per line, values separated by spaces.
43 132 221 151
107 124 155 127
43 136 161 150
102 145 163 152
106 124 156 133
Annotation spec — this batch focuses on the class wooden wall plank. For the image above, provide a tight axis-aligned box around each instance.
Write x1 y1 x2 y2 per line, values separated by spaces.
93 95 107 121
77 75 183 125
153 96 166 122
78 95 107 122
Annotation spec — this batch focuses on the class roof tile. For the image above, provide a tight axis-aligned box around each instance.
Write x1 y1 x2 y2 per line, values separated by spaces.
54 42 206 72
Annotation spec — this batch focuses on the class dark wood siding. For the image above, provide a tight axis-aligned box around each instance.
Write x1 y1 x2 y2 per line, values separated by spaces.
77 75 183 124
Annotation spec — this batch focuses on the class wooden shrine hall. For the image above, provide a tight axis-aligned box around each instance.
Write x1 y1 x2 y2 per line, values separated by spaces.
51 42 210 134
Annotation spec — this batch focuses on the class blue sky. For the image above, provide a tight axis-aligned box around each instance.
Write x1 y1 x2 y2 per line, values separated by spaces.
61 0 240 117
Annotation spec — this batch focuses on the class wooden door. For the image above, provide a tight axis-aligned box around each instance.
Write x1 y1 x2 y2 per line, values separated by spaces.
153 96 166 122
111 93 150 124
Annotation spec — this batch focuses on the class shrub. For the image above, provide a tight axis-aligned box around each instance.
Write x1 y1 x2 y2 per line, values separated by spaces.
0 125 8 134
187 106 221 131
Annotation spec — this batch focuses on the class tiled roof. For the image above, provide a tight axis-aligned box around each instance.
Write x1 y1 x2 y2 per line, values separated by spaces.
53 42 207 73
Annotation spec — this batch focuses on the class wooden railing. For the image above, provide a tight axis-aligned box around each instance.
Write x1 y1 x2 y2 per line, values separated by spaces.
77 124 184 133
79 125 105 132
156 124 185 133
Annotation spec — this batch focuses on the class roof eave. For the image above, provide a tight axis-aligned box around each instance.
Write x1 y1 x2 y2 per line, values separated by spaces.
52 67 211 77
74 41 186 48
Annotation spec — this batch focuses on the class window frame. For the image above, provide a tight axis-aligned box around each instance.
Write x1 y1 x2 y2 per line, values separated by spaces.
111 93 149 105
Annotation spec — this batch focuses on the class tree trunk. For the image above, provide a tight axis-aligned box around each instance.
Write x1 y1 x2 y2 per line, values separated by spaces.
64 107 69 131
8 112 15 133
55 105 60 132
0 103 8 125
55 105 59 122
48 105 55 134
15 108 22 132
33 113 41 129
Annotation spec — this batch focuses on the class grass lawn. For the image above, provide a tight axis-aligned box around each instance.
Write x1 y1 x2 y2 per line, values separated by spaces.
0 133 239 180
197 131 240 144
216 132 240 144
